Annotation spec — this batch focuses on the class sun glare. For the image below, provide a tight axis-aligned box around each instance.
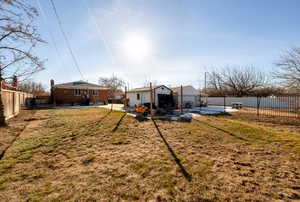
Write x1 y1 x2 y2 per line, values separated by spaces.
122 34 151 61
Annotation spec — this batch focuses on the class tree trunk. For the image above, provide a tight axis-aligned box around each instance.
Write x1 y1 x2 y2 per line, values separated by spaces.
0 78 6 126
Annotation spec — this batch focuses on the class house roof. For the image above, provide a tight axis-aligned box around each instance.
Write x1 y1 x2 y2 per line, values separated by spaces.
127 85 171 93
1 80 19 91
53 81 109 90
171 85 195 93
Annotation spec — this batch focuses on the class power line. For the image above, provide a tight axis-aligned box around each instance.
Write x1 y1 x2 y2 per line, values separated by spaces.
36 0 64 70
83 0 115 66
49 0 84 80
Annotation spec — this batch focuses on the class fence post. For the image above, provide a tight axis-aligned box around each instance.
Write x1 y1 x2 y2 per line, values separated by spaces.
150 82 153 117
181 85 183 115
223 96 226 113
256 96 260 117
0 92 5 125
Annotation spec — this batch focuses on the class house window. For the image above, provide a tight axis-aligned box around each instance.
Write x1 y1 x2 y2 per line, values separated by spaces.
74 89 81 96
93 90 97 95
137 93 140 100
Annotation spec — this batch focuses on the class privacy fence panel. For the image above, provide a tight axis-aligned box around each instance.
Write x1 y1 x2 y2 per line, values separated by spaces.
204 95 300 119
174 95 201 107
1 89 33 120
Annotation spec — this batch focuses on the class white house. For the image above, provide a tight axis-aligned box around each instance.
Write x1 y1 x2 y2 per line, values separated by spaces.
127 85 173 108
171 85 200 107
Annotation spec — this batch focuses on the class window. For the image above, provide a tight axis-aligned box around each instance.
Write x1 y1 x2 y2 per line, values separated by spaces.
93 90 97 95
137 93 140 100
74 89 81 96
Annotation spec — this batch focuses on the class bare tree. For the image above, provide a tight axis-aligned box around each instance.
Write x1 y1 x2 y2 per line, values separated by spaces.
98 75 125 99
19 81 47 96
207 66 268 96
206 69 226 96
0 0 44 125
275 47 300 89
143 79 158 88
0 0 45 81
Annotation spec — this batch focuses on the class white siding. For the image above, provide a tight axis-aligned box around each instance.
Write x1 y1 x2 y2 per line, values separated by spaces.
154 86 172 105
175 86 199 96
206 97 292 108
127 86 172 107
174 86 200 107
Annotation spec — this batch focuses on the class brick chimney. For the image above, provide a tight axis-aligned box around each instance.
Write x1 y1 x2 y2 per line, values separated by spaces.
50 79 55 104
50 79 55 88
12 75 18 89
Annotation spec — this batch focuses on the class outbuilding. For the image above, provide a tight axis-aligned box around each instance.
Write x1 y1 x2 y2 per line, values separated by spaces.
171 85 200 108
127 85 173 108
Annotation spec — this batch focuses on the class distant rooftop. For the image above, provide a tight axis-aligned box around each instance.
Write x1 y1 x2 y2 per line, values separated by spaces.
53 81 109 90
171 85 194 93
127 85 170 93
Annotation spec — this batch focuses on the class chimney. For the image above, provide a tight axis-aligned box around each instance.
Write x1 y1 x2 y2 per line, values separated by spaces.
12 76 18 89
50 79 55 88
50 79 55 104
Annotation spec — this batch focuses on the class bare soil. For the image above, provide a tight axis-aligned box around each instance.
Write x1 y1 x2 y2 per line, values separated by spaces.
0 110 36 158
0 108 299 201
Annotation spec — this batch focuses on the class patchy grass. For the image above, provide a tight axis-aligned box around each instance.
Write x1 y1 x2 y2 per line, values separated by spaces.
0 108 299 201
198 116 300 152
227 111 300 133
0 110 37 157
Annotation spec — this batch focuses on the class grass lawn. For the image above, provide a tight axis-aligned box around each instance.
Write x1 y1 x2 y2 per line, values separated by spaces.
0 108 299 201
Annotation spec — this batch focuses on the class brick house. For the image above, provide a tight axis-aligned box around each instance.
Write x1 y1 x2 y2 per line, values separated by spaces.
50 80 110 105
1 76 19 91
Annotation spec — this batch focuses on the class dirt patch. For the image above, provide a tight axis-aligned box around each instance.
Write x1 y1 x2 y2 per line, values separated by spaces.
0 110 37 159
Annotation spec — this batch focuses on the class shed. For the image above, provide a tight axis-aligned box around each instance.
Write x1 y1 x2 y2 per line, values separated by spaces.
171 85 200 107
127 85 173 108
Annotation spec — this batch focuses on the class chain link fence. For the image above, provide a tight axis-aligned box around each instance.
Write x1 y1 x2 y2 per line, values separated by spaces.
203 95 300 118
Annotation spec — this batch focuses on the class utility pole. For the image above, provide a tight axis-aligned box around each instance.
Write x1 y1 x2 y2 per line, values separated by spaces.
150 82 153 117
124 86 127 107
0 70 6 126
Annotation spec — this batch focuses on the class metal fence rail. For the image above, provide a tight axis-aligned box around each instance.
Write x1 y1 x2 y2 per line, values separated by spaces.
204 95 300 119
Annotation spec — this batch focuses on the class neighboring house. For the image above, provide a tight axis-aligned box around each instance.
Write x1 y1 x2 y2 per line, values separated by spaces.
114 90 125 100
127 85 173 108
107 89 125 104
50 80 109 105
1 76 19 91
171 85 200 107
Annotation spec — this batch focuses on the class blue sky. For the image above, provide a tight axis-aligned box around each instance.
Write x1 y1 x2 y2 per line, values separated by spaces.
31 0 300 89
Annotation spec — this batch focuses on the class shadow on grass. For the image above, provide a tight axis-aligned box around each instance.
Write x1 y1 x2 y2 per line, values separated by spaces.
98 110 112 123
152 119 192 182
193 118 248 141
112 113 127 132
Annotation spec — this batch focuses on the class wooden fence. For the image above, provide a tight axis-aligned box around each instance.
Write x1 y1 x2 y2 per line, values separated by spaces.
0 89 34 120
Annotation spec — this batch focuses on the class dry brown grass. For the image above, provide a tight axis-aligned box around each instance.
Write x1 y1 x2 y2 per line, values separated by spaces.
226 111 300 134
0 108 299 201
0 110 37 158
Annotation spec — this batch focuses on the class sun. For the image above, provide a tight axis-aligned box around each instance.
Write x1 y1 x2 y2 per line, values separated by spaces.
122 34 151 61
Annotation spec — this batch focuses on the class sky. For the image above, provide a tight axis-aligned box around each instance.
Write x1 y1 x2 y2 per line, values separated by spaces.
30 0 300 90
